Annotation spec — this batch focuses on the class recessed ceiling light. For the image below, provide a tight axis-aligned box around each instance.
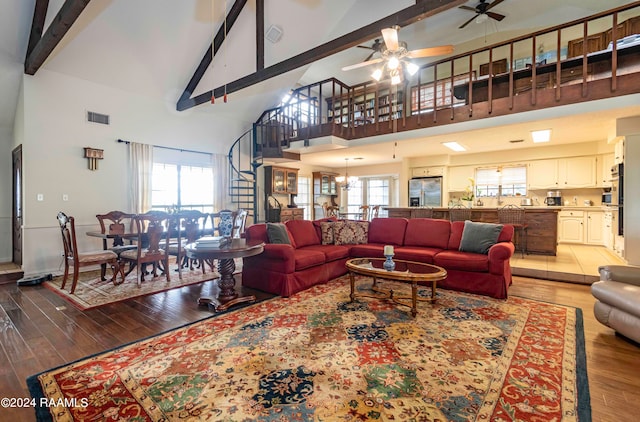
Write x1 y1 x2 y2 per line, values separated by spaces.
442 141 466 152
531 129 552 143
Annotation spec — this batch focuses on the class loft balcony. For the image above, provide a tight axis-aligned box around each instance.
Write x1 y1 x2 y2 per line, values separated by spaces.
253 3 640 158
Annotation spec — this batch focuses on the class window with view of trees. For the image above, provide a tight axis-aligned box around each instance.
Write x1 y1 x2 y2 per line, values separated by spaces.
475 166 527 197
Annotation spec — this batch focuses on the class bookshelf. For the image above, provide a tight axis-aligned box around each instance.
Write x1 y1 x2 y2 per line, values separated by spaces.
327 84 404 127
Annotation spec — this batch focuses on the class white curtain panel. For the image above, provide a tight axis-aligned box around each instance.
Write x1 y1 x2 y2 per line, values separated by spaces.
212 153 231 211
129 142 153 213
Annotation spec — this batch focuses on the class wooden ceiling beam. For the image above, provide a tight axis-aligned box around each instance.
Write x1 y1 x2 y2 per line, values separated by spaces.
26 0 49 59
25 0 92 75
178 0 248 105
177 0 466 111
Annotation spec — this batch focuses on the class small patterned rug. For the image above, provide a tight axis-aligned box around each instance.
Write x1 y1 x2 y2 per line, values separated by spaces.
42 260 239 310
28 276 590 421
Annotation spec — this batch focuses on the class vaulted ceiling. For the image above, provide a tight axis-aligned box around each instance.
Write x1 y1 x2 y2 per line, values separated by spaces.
2 0 639 167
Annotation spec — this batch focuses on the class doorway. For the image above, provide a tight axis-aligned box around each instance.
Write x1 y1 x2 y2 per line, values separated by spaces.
12 145 22 266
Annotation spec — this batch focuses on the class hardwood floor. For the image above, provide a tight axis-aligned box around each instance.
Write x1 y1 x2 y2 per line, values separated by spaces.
0 275 638 421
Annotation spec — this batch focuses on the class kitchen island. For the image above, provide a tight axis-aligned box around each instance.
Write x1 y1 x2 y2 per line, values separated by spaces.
385 207 559 256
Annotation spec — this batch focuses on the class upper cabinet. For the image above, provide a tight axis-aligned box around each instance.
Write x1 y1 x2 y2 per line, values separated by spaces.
528 159 559 190
448 166 476 192
596 154 615 187
528 157 596 189
558 156 596 188
411 166 444 178
265 166 298 195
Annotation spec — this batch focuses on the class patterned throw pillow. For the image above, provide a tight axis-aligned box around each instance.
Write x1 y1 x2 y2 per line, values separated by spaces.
333 220 369 245
320 222 334 245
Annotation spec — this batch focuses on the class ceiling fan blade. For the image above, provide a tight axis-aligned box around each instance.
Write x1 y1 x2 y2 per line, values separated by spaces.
406 45 454 58
486 11 506 21
381 27 399 51
486 0 506 11
459 15 477 29
364 51 375 61
458 5 477 12
341 58 383 71
357 45 374 50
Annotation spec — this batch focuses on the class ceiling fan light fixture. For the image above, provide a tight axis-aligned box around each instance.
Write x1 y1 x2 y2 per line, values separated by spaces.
390 69 402 85
387 56 400 70
371 68 383 81
475 13 489 24
405 61 419 76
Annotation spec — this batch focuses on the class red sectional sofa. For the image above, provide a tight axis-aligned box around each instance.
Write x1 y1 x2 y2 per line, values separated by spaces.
242 217 515 299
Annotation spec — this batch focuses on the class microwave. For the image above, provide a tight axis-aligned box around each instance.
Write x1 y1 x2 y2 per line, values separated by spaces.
602 192 612 204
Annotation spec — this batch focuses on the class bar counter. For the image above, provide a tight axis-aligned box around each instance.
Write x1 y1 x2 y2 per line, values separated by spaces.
385 207 559 256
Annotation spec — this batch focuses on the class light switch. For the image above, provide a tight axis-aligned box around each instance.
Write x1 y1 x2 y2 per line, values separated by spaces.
62 194 69 201
37 194 44 201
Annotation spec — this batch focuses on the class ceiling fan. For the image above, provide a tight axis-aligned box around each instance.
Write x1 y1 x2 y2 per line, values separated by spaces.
458 0 506 29
357 39 384 62
342 26 454 84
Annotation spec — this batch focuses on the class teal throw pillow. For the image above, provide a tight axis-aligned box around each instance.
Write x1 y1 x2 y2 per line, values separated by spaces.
459 220 503 254
267 223 291 245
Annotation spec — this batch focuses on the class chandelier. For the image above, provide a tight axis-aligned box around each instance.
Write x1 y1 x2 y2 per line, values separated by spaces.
335 158 359 191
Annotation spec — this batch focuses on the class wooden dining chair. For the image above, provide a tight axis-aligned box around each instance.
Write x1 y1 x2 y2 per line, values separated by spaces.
57 212 121 294
498 204 528 258
119 211 171 286
168 209 208 276
232 209 248 238
370 205 380 220
359 205 370 221
96 210 137 280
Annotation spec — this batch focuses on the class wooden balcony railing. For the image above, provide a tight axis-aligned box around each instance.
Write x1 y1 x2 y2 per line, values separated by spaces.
253 2 640 155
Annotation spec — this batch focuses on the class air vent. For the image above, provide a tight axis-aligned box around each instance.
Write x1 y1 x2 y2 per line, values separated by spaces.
87 111 110 125
509 139 524 143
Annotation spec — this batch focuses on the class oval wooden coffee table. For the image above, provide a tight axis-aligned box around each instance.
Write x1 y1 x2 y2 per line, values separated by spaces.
184 239 264 312
346 258 447 317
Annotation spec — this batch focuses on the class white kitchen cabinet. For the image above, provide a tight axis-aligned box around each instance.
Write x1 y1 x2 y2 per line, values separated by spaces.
603 210 614 249
596 154 615 187
558 210 585 243
558 156 597 188
586 211 604 245
528 159 559 189
412 166 444 178
448 165 476 192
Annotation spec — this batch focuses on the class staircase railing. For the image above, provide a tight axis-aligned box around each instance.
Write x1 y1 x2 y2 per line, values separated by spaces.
227 127 259 221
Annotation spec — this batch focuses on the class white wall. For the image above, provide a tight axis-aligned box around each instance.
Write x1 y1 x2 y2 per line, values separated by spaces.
19 70 250 275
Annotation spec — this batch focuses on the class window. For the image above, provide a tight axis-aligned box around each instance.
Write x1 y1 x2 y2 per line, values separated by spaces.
296 176 311 220
346 180 363 215
475 166 527 198
151 148 214 214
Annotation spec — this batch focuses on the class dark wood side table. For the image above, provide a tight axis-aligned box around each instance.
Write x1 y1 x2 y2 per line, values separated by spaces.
184 239 264 312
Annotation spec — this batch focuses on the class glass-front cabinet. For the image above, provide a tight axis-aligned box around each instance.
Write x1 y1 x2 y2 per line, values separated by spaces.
265 166 298 195
319 173 337 195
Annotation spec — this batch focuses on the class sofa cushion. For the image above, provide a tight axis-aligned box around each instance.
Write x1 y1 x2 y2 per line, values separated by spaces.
286 220 320 248
320 222 335 245
313 217 338 240
349 243 386 258
293 249 326 271
393 246 442 264
368 218 407 245
448 221 513 250
333 220 369 245
245 224 269 243
459 221 504 254
434 250 489 272
267 223 291 245
303 244 350 262
403 218 450 249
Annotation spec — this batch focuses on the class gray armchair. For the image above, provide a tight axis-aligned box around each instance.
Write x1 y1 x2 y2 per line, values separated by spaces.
591 265 640 344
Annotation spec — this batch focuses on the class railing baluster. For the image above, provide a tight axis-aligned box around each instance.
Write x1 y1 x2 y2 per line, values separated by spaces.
488 48 494 113
531 38 536 106
582 21 588 97
556 30 561 101
612 12 618 91
508 42 514 109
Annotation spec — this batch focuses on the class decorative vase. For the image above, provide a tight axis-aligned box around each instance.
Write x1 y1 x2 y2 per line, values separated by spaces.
383 254 395 271
465 200 473 208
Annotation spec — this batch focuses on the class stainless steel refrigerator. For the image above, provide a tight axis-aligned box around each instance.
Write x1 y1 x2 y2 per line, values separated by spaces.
409 177 442 207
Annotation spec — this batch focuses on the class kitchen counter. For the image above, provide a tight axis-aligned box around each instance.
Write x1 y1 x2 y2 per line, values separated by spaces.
385 207 559 256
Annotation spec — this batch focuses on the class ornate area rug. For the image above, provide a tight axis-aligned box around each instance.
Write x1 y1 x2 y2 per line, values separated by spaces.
43 262 234 310
28 276 590 421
